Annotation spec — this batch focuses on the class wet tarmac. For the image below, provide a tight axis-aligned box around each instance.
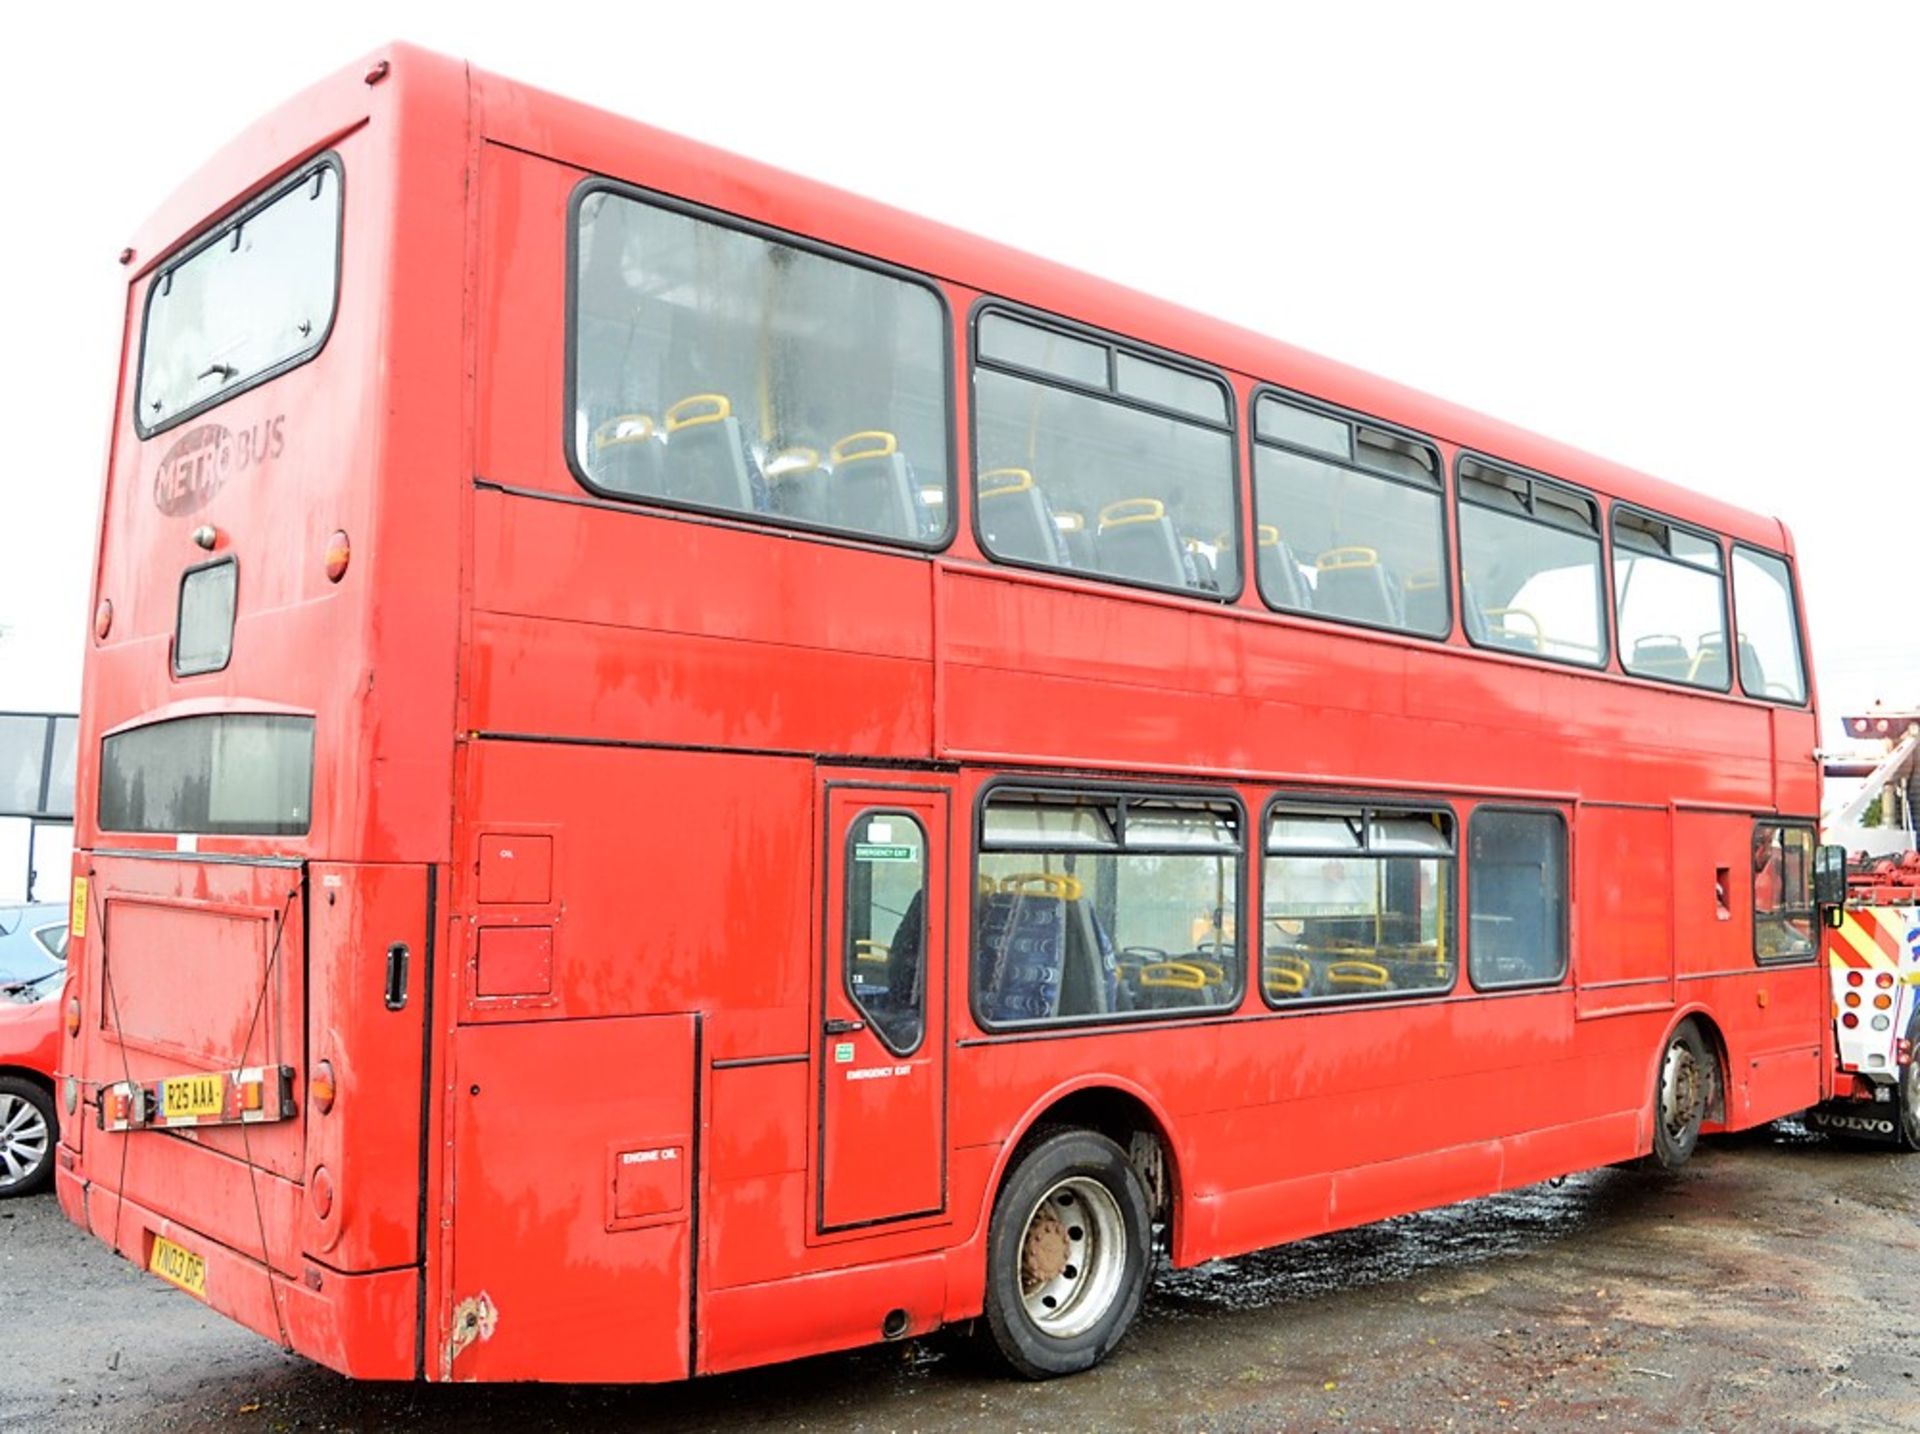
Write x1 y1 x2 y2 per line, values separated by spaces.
2 1123 1916 1432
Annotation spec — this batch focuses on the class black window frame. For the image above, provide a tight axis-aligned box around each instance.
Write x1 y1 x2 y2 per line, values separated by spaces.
969 776 1248 1033
172 555 239 679
967 298 1244 603
134 152 346 441
1249 384 1452 641
563 177 958 553
1465 803 1571 992
842 806 932 1057
1729 544 1812 708
1454 451 1612 670
1750 818 1818 967
1609 502 1733 695
1256 792 1460 1010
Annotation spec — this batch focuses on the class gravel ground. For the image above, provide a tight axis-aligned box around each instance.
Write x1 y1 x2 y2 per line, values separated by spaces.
2 1124 1916 1432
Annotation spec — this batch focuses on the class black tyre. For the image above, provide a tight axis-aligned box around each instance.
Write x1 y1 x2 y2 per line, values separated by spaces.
0 1076 56 1198
982 1128 1152 1379
1898 1056 1920 1153
1651 1022 1711 1170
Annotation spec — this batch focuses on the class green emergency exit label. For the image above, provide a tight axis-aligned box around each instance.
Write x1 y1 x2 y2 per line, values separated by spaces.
854 843 915 863
834 1042 855 1064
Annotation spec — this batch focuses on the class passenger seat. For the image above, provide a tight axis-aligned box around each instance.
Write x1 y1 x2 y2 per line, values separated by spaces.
1097 498 1190 588
978 468 1066 565
1314 547 1404 627
830 430 923 540
591 414 665 497
662 394 761 513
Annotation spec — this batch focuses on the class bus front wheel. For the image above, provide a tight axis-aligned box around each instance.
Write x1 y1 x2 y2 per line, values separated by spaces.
1651 1022 1711 1169
982 1128 1151 1379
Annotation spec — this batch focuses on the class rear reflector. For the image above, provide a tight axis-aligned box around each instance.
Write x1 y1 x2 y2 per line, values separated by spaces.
324 530 350 583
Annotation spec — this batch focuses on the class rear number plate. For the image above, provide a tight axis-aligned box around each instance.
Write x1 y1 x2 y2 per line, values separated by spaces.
162 1074 225 1120
149 1235 208 1298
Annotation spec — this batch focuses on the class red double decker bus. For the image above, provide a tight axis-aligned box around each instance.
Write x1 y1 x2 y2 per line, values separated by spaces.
60 44 1830 1383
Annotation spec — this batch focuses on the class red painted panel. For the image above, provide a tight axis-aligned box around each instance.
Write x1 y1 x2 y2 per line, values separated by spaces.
698 1252 945 1376
475 926 553 996
450 1015 695 1382
302 862 430 1272
468 608 933 760
1673 810 1750 977
477 834 552 904
1575 806 1674 1018
459 742 814 1039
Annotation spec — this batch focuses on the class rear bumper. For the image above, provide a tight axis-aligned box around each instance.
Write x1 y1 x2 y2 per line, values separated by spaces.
56 1164 419 1379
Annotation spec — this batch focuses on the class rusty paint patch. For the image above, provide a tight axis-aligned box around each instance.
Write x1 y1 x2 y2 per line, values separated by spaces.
444 1291 498 1377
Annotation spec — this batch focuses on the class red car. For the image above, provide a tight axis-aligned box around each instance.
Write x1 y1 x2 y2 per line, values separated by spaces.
0 903 65 1198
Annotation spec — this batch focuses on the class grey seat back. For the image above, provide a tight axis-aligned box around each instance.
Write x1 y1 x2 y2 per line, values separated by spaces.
830 431 921 540
1097 499 1188 587
978 468 1062 565
663 395 757 513
1314 548 1402 626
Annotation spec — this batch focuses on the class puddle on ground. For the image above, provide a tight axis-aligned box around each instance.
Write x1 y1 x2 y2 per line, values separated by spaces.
1147 1169 1646 1320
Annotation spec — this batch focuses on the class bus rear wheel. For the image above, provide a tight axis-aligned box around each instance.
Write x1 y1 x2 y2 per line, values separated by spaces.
982 1128 1151 1379
1651 1022 1711 1169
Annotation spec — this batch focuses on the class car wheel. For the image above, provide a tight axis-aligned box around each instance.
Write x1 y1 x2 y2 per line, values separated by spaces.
1651 1022 1711 1170
0 1076 56 1198
981 1128 1152 1379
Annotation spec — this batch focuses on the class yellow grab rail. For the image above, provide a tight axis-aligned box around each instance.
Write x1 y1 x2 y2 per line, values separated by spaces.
831 430 898 465
593 414 657 449
998 871 1084 901
1098 497 1166 529
979 467 1035 499
1316 546 1379 571
665 393 732 432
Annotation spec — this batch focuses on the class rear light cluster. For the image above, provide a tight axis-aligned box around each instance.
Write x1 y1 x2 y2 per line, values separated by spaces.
309 1060 336 1114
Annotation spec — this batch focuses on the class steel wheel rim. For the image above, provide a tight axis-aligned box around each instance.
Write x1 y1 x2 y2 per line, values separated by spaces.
1018 1175 1126 1339
0 1091 49 1191
1660 1039 1704 1141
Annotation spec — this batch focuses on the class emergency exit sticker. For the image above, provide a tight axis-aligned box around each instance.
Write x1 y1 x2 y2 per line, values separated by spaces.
70 877 88 938
854 843 915 863
834 1042 855 1064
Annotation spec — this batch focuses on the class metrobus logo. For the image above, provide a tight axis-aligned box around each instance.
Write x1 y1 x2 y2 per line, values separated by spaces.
151 417 284 515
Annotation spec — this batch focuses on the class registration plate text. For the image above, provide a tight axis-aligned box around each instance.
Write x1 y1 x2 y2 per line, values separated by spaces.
162 1074 225 1120
149 1235 208 1298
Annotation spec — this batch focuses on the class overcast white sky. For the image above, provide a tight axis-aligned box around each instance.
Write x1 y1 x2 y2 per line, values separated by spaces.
1 2 1914 741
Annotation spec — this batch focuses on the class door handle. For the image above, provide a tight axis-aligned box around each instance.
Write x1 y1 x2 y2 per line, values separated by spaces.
824 1017 866 1035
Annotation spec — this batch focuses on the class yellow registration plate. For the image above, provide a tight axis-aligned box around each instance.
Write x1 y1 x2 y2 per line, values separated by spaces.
149 1235 208 1299
162 1074 225 1121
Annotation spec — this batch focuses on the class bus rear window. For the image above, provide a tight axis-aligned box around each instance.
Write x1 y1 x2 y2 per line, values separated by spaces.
137 159 342 436
99 714 314 836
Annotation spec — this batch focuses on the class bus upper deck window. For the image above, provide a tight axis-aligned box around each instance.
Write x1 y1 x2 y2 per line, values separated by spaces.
570 189 952 549
137 159 343 436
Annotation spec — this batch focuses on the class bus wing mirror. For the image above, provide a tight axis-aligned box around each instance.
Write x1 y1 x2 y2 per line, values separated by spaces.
1814 843 1848 926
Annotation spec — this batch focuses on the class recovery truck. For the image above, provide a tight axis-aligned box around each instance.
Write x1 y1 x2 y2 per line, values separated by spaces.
1805 704 1920 1148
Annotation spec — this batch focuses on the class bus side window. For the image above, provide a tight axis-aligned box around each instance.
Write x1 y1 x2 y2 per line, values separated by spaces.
1752 822 1815 962
973 311 1238 599
1467 808 1568 989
